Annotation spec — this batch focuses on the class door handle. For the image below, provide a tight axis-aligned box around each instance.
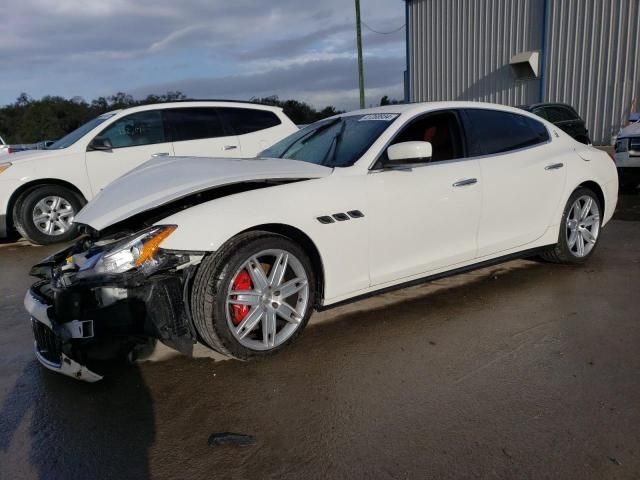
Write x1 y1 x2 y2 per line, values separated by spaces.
544 162 564 170
223 145 238 151
452 178 478 187
151 152 170 157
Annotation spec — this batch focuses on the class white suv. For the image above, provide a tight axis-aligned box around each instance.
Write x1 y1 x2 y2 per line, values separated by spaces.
0 101 297 244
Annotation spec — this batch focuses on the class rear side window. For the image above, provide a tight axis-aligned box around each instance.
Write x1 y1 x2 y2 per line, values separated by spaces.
546 106 577 122
532 107 549 120
464 109 550 156
164 108 226 142
220 108 281 135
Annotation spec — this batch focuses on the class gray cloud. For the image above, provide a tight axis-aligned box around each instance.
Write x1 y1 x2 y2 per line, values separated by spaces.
0 0 405 108
131 55 406 109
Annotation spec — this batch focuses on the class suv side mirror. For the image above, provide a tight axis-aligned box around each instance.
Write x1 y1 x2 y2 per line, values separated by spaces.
386 141 432 165
88 137 113 152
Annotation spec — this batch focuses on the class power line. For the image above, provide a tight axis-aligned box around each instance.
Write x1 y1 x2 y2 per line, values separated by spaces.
361 21 406 35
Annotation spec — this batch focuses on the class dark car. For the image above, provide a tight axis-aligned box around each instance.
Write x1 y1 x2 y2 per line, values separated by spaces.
518 103 591 144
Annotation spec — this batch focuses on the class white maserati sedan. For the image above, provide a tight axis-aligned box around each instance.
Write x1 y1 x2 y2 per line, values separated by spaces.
0 101 297 245
25 101 618 381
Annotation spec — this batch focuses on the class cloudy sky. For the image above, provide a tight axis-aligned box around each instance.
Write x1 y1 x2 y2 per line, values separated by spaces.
0 0 406 110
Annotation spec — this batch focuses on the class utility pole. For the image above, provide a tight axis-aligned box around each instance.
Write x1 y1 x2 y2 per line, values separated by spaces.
355 0 365 109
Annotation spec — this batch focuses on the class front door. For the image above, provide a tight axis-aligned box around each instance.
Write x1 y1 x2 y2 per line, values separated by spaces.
85 110 174 194
367 110 482 286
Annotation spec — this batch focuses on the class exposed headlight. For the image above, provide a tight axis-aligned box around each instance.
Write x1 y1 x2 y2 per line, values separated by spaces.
94 225 177 274
0 162 11 174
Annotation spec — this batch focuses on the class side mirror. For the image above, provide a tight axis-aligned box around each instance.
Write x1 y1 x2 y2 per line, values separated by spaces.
88 137 113 152
386 141 432 165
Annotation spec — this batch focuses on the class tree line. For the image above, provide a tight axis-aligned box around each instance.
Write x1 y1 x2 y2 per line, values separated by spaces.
0 92 344 144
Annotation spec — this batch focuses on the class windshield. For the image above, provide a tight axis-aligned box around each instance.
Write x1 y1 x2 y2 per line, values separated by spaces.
260 113 399 167
47 113 117 149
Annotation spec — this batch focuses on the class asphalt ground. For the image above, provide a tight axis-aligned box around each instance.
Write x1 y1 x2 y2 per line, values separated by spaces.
1 193 639 480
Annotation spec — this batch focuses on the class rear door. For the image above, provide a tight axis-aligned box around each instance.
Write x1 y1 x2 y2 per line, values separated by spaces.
463 108 566 257
85 110 174 194
164 107 241 158
219 107 285 156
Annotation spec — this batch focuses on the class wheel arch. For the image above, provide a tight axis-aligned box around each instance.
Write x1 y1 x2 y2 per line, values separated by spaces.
7 179 87 231
239 223 326 307
578 180 605 216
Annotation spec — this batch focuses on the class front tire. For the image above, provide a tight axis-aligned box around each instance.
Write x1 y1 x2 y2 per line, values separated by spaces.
541 187 602 264
13 185 83 245
191 232 316 360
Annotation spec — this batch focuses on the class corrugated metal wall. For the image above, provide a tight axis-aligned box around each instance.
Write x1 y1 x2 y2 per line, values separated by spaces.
544 0 640 144
407 0 545 106
407 0 640 144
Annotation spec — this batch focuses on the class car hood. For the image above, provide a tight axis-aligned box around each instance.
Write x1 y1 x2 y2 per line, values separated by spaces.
618 122 640 139
74 156 333 231
4 149 65 164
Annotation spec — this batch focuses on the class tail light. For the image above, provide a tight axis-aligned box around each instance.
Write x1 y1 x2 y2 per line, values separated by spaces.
7 147 13 154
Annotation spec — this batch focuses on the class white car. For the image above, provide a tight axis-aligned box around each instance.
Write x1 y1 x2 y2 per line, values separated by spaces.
0 101 297 244
25 102 618 382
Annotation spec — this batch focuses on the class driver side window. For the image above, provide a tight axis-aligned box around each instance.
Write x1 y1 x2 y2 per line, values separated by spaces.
95 111 166 149
390 111 465 162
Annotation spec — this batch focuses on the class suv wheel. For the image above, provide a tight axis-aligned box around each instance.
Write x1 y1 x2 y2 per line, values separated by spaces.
13 185 83 245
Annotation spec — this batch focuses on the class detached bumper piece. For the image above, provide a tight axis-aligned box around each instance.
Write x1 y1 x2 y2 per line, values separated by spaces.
26 285 103 382
31 319 103 382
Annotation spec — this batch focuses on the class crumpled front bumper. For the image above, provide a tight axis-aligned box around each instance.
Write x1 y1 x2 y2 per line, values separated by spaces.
24 238 202 382
25 286 103 382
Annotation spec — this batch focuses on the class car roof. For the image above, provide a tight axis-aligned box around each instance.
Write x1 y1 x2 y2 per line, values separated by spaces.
341 101 539 118
519 102 577 111
108 100 283 116
618 122 640 139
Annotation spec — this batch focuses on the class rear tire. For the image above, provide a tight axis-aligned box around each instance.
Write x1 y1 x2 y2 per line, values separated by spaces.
190 232 316 360
541 187 602 264
13 185 83 245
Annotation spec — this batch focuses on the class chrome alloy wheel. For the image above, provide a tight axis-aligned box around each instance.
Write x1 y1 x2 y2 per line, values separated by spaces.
226 249 310 351
32 196 76 236
566 195 600 257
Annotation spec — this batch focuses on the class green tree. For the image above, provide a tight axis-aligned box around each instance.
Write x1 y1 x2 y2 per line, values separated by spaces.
0 91 342 143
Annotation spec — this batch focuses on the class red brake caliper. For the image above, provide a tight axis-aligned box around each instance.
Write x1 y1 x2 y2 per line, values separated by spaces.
231 270 252 325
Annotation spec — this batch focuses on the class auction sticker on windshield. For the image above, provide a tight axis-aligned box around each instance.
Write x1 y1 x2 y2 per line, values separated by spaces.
358 113 399 122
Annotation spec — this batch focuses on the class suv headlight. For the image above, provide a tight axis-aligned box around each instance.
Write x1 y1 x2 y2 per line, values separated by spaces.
94 225 177 274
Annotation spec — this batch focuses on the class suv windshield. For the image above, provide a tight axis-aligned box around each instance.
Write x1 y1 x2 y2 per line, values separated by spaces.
47 113 117 149
260 113 398 167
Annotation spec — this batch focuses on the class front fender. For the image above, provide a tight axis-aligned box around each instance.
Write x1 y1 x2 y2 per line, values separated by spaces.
159 176 371 302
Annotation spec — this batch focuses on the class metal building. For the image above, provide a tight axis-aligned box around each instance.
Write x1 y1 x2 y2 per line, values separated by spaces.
404 0 640 144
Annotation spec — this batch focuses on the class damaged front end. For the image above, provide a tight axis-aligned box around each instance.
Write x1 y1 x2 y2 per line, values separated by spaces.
25 225 204 382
